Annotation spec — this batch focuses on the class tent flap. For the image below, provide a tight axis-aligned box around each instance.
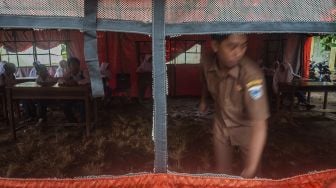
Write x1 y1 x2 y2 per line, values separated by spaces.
0 169 336 188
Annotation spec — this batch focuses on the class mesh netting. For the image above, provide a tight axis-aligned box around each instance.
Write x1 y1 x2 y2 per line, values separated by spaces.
165 0 336 23
97 0 152 22
1 0 334 23
0 0 84 17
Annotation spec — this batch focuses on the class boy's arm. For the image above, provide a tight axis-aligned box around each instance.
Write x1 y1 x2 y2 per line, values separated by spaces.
77 70 90 85
199 84 209 113
242 66 269 178
5 74 16 86
241 120 267 178
199 63 209 113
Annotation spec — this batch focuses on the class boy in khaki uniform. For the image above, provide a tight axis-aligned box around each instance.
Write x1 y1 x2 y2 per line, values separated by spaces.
199 34 269 178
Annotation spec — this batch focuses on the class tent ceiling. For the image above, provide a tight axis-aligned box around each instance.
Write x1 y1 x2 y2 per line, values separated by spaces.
0 0 334 34
165 0 335 23
0 0 84 17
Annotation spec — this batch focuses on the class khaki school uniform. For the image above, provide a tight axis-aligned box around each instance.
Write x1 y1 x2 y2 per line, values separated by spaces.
201 54 269 174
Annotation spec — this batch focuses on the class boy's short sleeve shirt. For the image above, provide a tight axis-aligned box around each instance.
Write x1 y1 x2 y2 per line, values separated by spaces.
202 55 270 128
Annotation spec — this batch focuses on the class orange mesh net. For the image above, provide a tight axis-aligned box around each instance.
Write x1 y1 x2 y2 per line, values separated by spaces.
1 169 336 188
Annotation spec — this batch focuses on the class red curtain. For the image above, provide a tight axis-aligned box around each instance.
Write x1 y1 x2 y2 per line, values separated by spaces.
283 34 300 65
35 30 69 50
303 37 312 79
97 32 209 97
1 30 63 52
96 33 270 97
97 32 151 95
0 29 85 67
1 30 33 52
68 30 85 68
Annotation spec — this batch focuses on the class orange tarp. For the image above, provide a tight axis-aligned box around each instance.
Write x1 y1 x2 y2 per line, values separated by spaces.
1 169 336 188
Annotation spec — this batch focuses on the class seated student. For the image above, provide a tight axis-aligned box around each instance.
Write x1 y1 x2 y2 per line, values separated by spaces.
273 61 315 110
0 61 16 87
54 60 67 78
34 63 58 122
0 61 16 120
20 61 41 121
136 55 152 103
256 59 277 107
35 62 58 86
59 57 90 123
58 57 90 86
22 63 56 123
100 62 112 101
28 61 41 77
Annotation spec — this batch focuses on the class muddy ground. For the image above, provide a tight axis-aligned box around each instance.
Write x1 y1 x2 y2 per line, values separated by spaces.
0 92 335 179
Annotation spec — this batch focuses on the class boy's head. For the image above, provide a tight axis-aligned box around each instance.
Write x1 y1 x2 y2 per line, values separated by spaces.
3 62 16 76
67 57 80 75
211 33 248 68
34 62 49 80
59 60 67 69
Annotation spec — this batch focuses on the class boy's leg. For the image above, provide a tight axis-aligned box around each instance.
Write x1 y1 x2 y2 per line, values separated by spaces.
22 100 36 119
239 145 262 177
213 136 234 174
77 101 85 123
63 101 76 123
295 91 307 104
37 100 48 121
213 122 233 174
234 127 262 177
138 74 146 102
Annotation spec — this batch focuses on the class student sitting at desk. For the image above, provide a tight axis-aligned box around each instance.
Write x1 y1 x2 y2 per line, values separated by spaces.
54 60 67 78
136 55 152 103
100 62 112 103
273 61 315 110
59 57 90 123
0 61 16 120
35 62 57 86
34 63 58 123
28 61 41 77
58 57 90 86
22 62 56 124
0 61 16 87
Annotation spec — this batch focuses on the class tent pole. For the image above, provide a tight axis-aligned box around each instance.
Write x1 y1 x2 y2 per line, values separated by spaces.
83 0 104 98
152 0 168 173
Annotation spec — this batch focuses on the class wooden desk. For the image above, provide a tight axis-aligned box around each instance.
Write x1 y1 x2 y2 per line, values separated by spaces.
6 82 92 139
277 81 336 111
15 77 37 83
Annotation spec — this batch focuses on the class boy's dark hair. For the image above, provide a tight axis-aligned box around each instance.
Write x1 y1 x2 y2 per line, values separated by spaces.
210 34 230 42
67 57 80 66
3 62 16 74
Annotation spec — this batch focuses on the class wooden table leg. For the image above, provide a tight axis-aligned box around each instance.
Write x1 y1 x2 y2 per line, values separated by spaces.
323 91 328 109
1 94 5 119
85 96 90 137
290 89 295 112
307 92 311 103
6 88 16 140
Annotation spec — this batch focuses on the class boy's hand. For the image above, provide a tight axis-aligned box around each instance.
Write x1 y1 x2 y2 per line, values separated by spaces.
198 100 208 116
240 167 256 178
60 79 77 86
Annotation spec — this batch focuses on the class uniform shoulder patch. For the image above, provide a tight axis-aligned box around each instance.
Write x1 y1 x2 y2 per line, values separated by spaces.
246 79 263 88
248 85 263 100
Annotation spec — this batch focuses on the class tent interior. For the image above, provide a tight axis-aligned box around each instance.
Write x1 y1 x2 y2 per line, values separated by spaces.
0 0 336 187
2 30 333 97
0 30 336 179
